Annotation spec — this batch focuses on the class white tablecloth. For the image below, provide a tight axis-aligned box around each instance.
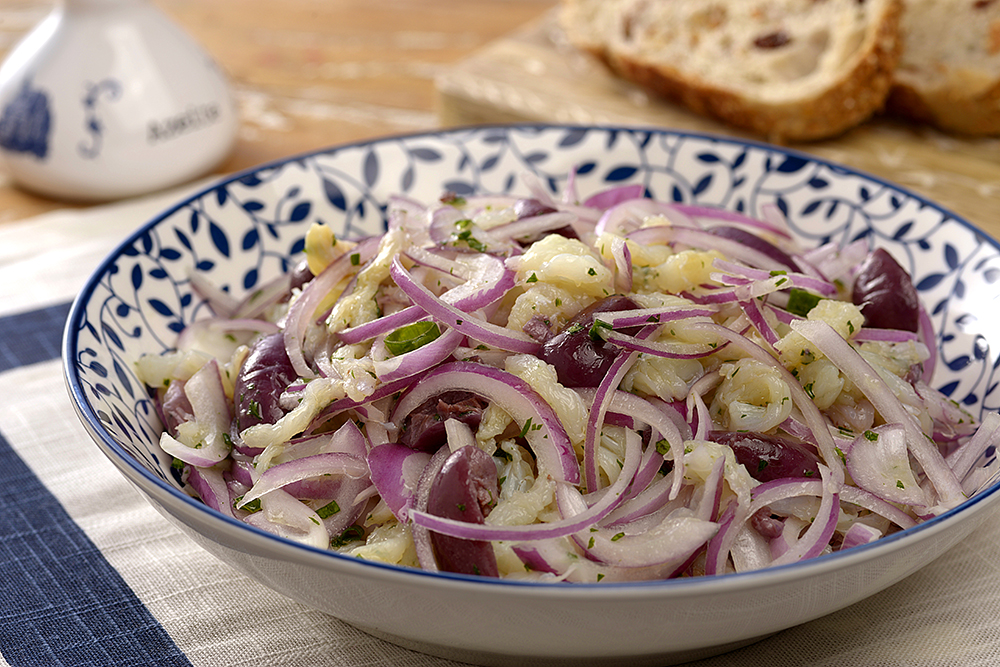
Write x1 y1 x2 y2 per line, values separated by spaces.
1 183 999 667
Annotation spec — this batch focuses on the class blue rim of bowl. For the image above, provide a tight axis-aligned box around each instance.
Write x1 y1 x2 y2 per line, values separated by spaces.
62 122 1000 593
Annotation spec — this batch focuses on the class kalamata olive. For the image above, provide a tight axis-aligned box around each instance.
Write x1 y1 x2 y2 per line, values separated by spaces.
750 507 784 539
513 198 557 219
538 295 640 387
401 391 487 452
712 431 821 482
426 445 500 577
160 378 193 436
233 332 298 432
522 315 555 344
851 248 920 333
288 258 314 293
709 226 801 271
512 198 579 243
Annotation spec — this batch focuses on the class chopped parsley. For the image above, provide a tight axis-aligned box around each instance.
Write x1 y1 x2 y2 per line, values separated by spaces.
588 318 612 343
234 495 261 513
316 500 341 519
786 288 822 317
330 525 366 548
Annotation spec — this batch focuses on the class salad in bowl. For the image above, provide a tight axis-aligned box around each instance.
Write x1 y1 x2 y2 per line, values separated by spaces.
135 167 995 582
64 125 1000 665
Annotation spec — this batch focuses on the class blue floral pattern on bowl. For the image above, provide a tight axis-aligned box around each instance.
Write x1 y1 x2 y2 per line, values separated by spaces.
64 124 1000 491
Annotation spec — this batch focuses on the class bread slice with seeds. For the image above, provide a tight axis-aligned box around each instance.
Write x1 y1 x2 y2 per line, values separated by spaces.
887 0 1000 135
558 0 903 143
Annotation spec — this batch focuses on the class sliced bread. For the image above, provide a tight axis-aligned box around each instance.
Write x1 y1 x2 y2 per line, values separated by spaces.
558 0 903 143
887 0 1000 135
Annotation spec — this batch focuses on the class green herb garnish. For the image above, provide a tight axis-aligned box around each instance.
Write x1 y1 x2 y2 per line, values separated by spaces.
316 500 341 519
786 288 822 317
384 320 442 356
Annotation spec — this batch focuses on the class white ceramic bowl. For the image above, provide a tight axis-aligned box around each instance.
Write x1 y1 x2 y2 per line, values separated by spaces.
63 125 1000 666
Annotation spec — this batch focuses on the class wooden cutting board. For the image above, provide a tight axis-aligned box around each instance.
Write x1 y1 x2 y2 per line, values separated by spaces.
436 10 1000 241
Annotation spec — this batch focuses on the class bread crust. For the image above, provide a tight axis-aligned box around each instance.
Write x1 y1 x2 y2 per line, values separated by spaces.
887 80 1000 135
560 0 903 143
886 1 1000 136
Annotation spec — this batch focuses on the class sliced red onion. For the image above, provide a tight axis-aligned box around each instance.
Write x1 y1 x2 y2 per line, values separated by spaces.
512 537 692 582
598 471 681 527
841 522 883 550
410 422 638 542
427 205 469 245
576 387 688 501
244 488 329 549
569 499 718 569
594 198 668 236
697 456 726 522
188 271 240 319
390 257 538 354
948 411 1000 482
187 464 237 518
769 465 839 566
583 347 640 493
341 253 513 348
585 184 645 210
687 373 721 441
730 522 774 573
387 194 429 238
608 236 633 293
704 501 739 576
846 424 930 508
713 259 837 296
373 326 464 383
708 466 839 572
766 303 802 326
159 360 233 467
916 304 937 380
337 306 422 345
603 329 720 359
404 246 469 278
602 305 717 329
582 424 664 512
648 397 694 442
367 443 432 522
488 211 577 242
283 238 378 378
237 452 368 508
627 225 795 272
232 271 294 320
791 318 964 509
739 297 780 347
802 238 869 284
852 328 920 343
390 361 578 484
668 203 793 239
444 418 478 452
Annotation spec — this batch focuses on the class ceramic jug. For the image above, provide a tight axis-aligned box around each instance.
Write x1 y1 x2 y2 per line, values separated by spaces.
0 0 237 201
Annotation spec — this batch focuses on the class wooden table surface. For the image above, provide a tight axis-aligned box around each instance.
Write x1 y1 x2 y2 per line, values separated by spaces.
3 0 999 240
0 0 557 225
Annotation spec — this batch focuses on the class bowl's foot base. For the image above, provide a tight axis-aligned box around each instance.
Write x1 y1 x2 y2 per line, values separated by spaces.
347 621 774 667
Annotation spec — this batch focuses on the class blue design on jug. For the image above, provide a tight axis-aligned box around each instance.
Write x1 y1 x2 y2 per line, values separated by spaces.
0 78 52 159
79 78 123 159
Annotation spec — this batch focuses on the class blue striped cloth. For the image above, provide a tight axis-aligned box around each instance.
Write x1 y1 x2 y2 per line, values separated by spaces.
2 198 1000 667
